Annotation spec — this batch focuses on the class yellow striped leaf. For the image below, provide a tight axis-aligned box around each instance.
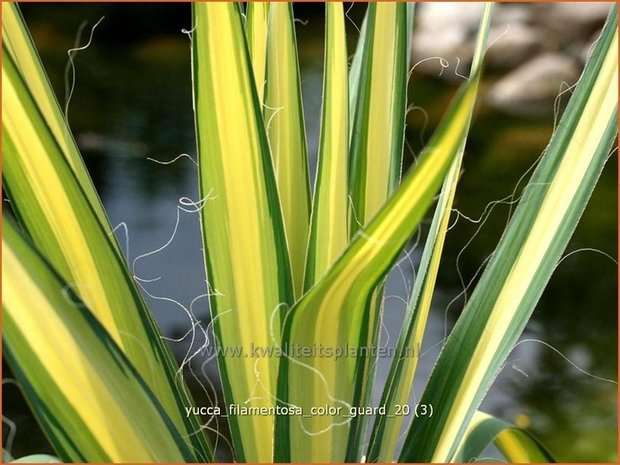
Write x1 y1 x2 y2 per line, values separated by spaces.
345 4 410 457
1 36 213 461
192 3 293 461
452 411 555 462
366 5 493 461
245 3 269 105
3 218 194 463
349 2 409 228
349 3 414 138
264 2 312 298
400 6 618 462
275 73 482 462
304 2 349 289
2 3 109 229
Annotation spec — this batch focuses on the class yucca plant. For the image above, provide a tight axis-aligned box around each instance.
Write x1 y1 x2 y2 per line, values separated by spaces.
2 2 617 463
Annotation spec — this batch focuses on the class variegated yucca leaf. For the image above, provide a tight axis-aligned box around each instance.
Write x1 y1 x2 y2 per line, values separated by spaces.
452 411 555 462
3 218 194 463
304 2 349 289
4 2 613 463
245 2 269 105
1 8 213 460
347 11 366 136
347 3 415 140
264 2 312 298
400 5 618 462
192 3 293 462
1 3 108 228
348 2 409 228
345 5 411 457
367 4 493 462
275 71 483 463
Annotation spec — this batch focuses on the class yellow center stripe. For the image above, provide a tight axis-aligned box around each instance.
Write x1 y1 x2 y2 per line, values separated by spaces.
431 32 618 462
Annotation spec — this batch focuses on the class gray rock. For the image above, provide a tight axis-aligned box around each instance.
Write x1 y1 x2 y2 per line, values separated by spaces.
492 4 533 25
485 23 544 71
545 2 611 27
411 28 471 80
532 2 611 45
415 2 485 33
411 2 484 78
488 53 581 118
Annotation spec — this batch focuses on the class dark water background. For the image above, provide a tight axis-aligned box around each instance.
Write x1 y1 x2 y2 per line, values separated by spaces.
3 3 617 462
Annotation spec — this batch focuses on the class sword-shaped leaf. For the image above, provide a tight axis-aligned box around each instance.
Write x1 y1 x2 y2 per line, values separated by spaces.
400 6 618 462
1 3 108 228
452 411 555 462
348 3 414 140
275 72 482 462
344 4 410 457
192 3 293 461
1 28 213 461
348 2 409 228
245 2 269 105
3 218 195 463
304 2 349 290
366 5 493 461
264 2 311 298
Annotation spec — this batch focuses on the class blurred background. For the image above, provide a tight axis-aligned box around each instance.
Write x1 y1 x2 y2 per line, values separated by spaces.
3 2 617 462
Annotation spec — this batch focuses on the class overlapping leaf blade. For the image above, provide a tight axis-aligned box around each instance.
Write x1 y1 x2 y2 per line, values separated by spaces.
192 3 293 462
366 5 493 462
264 2 312 298
344 5 411 457
4 3 612 463
400 6 618 462
1 15 212 460
348 2 408 229
452 411 555 462
275 72 482 462
304 2 349 290
347 10 366 135
245 3 269 105
348 3 414 139
3 218 194 463
1 3 108 228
